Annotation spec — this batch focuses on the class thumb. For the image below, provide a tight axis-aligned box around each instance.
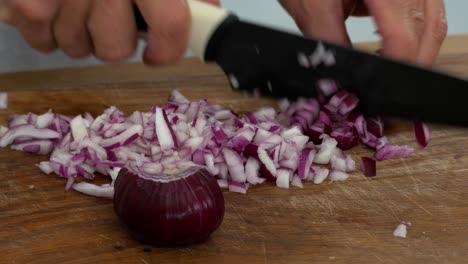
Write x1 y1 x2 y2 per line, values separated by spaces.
279 0 351 46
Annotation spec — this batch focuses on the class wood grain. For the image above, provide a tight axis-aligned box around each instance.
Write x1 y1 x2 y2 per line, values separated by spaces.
1 35 468 264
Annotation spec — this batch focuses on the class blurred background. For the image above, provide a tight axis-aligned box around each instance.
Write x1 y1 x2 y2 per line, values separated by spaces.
0 0 466 73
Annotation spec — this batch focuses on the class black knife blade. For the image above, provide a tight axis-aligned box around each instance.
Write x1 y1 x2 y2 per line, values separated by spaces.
134 4 468 127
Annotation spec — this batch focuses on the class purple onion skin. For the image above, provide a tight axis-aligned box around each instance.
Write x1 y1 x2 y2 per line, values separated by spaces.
113 167 225 246
332 130 359 151
259 165 275 182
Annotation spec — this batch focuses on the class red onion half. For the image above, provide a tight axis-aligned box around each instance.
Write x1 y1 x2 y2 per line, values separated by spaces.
114 162 224 246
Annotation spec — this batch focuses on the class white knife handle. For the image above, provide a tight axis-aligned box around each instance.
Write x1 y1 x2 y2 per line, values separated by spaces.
187 0 231 60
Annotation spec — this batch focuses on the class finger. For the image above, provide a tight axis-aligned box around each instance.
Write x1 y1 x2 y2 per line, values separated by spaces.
417 0 447 66
135 0 191 65
10 0 60 52
364 0 419 62
279 0 351 46
87 0 137 62
53 0 93 58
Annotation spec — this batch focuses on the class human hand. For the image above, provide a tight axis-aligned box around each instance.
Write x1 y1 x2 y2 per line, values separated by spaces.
0 0 219 65
279 0 448 65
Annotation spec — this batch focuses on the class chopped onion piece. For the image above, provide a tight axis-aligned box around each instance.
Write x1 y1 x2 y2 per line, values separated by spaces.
222 148 246 183
228 182 248 194
0 125 60 147
312 166 329 184
278 98 290 112
0 126 7 137
183 136 203 150
245 157 264 185
329 170 349 181
280 126 302 140
204 152 216 171
310 42 327 67
228 74 240 89
367 117 384 137
217 179 228 188
64 177 75 191
345 155 356 172
327 90 350 111
155 107 178 150
298 148 316 179
168 90 190 104
37 161 54 174
330 155 347 172
214 110 236 120
290 135 309 149
216 163 228 180
291 175 303 188
323 52 336 66
414 121 430 148
253 129 273 144
0 92 7 109
317 79 338 97
338 94 359 115
393 222 411 238
258 147 277 176
72 182 114 199
81 139 107 160
297 52 310 68
276 169 291 189
12 139 54 155
375 144 414 161
36 111 55 129
70 115 89 142
244 112 258 124
360 157 376 177
314 135 337 164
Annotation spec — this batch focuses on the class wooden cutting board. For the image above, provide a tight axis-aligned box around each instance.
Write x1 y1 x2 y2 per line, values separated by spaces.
1 35 468 264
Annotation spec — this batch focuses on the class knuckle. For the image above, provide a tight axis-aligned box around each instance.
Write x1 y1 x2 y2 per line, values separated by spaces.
143 10 189 66
387 30 416 48
382 30 418 60
428 18 448 42
12 1 53 24
158 9 190 39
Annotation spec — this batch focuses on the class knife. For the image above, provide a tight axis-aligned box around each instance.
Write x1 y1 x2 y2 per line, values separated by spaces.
134 0 468 127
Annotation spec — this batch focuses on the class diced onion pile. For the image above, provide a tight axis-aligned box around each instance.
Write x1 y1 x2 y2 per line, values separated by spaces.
0 88 429 198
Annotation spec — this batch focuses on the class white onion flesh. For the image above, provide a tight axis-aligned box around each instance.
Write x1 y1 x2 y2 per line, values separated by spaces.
0 92 7 109
393 222 411 238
